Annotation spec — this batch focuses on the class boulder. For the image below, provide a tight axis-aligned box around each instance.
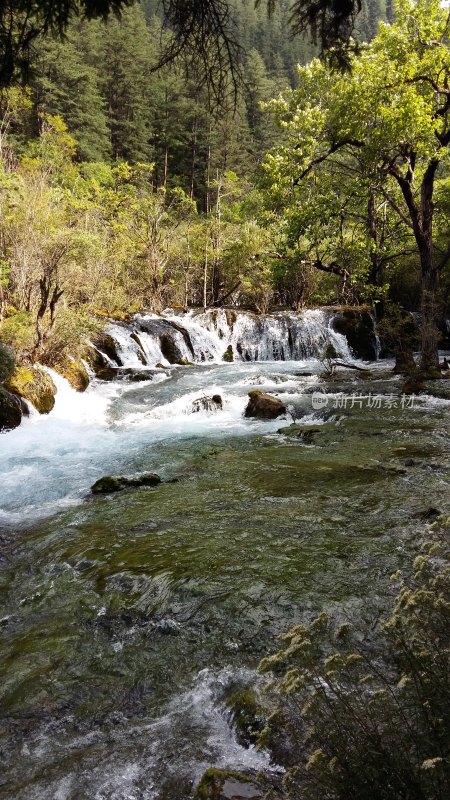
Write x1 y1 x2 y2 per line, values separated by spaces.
6 366 56 413
223 344 234 362
89 332 123 367
331 308 378 360
194 769 262 800
159 333 184 364
191 395 223 413
0 387 27 432
129 332 148 364
91 473 161 494
244 390 286 420
57 358 90 392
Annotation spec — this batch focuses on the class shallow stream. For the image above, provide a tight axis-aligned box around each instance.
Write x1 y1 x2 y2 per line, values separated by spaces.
1 353 449 799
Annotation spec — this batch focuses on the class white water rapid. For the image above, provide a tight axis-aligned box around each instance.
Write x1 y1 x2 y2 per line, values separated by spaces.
0 308 374 527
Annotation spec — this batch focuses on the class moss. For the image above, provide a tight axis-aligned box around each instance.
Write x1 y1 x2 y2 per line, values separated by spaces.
248 390 262 397
6 366 56 413
223 345 234 362
226 688 266 745
57 358 90 392
194 768 254 800
176 358 194 366
419 367 442 381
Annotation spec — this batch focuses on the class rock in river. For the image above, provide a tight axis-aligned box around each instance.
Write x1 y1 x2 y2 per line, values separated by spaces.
6 366 56 413
0 387 28 432
194 769 263 800
244 390 286 420
91 473 161 494
191 395 223 413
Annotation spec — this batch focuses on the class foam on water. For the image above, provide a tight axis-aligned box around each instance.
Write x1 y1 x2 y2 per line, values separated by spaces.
1 304 368 527
12 667 277 800
0 361 306 527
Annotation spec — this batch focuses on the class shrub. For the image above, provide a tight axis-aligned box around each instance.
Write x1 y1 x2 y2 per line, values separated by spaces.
259 518 450 800
0 341 15 383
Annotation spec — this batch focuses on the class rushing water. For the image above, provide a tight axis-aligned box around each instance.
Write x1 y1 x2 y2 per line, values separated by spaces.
0 312 449 799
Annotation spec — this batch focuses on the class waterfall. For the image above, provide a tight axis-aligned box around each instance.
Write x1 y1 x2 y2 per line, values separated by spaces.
105 308 376 369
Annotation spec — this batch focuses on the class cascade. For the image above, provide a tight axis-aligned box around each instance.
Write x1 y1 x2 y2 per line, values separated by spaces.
106 307 376 369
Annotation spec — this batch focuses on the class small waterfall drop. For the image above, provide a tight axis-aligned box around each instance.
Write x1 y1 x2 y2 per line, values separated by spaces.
106 307 371 369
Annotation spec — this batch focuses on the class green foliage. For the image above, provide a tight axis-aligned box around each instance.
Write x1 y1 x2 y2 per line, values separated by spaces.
0 341 15 382
259 517 450 800
262 0 450 363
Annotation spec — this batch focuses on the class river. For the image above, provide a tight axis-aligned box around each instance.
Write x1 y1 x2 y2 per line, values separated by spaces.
1 310 449 799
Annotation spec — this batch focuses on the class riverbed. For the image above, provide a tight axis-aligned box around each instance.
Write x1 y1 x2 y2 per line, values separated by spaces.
1 355 449 799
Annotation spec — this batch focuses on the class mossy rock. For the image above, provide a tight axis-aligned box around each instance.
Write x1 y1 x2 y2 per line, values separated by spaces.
419 367 442 381
194 769 262 800
176 358 194 366
57 358 90 392
223 345 234 362
0 387 27 432
6 366 56 413
226 688 266 746
277 423 324 443
91 473 161 494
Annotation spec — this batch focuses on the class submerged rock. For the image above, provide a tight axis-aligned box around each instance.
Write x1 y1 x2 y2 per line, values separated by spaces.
96 367 162 382
277 423 323 443
91 473 161 494
191 395 223 413
194 769 262 800
6 366 56 413
0 387 28 431
244 390 286 420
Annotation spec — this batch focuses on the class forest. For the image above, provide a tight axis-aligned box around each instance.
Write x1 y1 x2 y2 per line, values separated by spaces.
0 0 414 375
0 2 449 800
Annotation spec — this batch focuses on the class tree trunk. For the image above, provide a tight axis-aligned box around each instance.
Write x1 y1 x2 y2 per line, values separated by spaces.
391 158 440 374
419 239 440 374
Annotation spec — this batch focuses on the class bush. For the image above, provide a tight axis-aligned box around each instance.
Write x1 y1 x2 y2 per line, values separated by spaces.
37 307 103 367
259 518 450 800
0 311 35 357
0 342 15 383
